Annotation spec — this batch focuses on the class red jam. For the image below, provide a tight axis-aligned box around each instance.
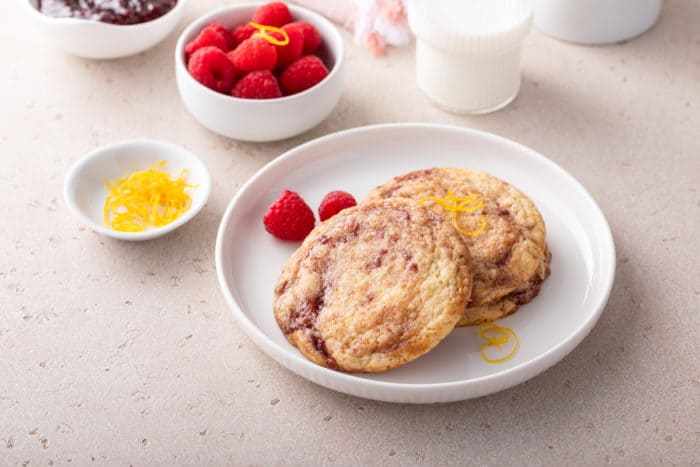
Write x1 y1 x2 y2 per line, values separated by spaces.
37 0 177 25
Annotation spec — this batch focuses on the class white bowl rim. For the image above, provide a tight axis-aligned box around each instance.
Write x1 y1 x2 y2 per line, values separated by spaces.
174 2 344 103
23 0 188 30
215 122 616 394
63 138 211 241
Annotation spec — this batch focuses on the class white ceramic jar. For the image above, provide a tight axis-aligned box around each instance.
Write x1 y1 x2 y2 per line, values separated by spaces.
534 0 663 45
407 0 534 114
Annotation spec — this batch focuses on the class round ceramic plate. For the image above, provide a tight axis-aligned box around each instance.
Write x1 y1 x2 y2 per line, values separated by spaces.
215 124 616 403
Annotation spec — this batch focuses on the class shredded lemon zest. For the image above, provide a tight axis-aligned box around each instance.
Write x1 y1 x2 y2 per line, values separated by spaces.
103 160 195 232
420 190 488 235
477 322 519 363
249 21 289 46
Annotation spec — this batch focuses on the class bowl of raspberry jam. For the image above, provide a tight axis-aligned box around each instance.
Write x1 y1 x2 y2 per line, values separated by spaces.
25 0 188 59
36 0 177 25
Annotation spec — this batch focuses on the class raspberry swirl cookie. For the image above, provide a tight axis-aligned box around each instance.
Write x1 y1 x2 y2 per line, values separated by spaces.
366 168 550 325
456 247 551 326
273 198 472 373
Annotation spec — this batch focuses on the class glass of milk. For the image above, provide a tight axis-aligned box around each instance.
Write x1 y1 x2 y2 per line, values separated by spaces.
407 0 534 114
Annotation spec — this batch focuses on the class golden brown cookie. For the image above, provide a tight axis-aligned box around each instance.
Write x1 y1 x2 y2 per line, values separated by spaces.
366 168 548 309
273 198 472 373
458 247 551 326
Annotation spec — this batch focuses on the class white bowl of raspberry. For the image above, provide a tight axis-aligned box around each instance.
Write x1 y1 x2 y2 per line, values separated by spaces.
174 2 345 142
23 0 188 59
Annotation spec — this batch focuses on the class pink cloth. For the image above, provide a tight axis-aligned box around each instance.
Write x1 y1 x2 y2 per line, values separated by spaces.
293 0 411 55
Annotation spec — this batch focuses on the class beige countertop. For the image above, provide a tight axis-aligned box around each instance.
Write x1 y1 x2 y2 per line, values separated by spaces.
1 0 699 465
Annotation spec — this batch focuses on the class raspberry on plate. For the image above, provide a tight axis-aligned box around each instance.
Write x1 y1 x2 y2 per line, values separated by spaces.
279 55 330 95
231 70 282 99
187 46 238 94
185 25 229 59
232 24 256 48
263 190 316 241
318 191 357 221
230 37 278 72
284 21 321 54
252 2 292 28
271 25 304 69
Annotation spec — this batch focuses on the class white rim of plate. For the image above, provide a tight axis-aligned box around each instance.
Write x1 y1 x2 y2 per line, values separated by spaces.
215 123 616 398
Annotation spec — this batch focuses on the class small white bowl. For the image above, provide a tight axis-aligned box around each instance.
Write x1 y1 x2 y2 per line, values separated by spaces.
63 139 211 241
175 3 344 142
23 0 188 59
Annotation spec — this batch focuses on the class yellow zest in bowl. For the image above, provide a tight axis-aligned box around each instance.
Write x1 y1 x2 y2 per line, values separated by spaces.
104 161 194 232
477 322 519 363
249 21 289 46
420 190 488 235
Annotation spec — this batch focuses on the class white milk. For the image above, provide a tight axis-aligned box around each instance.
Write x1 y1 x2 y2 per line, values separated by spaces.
407 0 534 114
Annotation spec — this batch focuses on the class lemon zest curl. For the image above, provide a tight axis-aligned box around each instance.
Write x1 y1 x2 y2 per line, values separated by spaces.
477 322 519 363
420 189 488 236
103 160 195 232
249 21 289 46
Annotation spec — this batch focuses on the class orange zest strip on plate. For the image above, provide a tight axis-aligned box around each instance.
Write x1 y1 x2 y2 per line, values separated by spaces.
419 189 488 235
249 21 290 46
477 322 519 363
103 160 195 232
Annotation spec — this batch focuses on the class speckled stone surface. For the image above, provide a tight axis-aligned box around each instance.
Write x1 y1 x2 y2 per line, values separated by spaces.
1 0 699 465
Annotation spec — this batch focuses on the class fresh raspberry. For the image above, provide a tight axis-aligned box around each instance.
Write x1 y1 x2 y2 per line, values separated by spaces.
279 55 329 95
263 190 315 241
230 37 277 72
232 24 256 48
271 25 304 69
252 2 292 28
285 21 321 54
187 47 238 94
231 70 282 99
206 21 236 50
318 191 357 221
185 25 228 59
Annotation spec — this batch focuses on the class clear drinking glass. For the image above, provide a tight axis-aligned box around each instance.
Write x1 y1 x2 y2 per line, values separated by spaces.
407 0 534 114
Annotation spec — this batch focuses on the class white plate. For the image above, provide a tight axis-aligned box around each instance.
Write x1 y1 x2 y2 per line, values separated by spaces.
215 124 615 403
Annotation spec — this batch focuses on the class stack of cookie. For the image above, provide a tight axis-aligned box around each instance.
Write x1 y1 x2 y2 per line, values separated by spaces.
274 168 550 373
367 168 551 327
